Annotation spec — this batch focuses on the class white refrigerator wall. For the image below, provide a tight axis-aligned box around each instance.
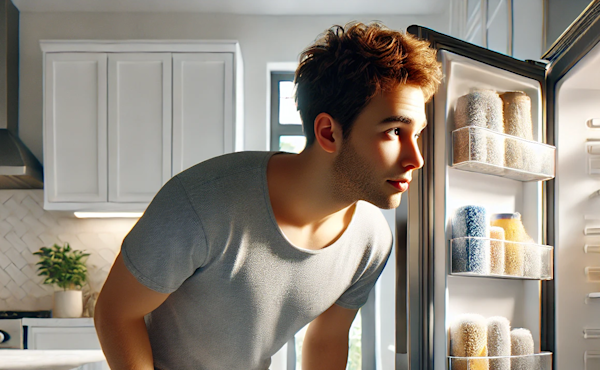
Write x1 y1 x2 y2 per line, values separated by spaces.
555 40 600 370
433 50 546 368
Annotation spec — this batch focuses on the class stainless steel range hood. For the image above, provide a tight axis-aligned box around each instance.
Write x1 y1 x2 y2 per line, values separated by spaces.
0 0 43 189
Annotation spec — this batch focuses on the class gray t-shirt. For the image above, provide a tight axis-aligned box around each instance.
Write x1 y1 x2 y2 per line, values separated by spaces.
121 151 393 370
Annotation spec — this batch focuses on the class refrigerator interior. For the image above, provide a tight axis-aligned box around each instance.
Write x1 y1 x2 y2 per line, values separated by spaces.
555 39 600 370
432 50 551 369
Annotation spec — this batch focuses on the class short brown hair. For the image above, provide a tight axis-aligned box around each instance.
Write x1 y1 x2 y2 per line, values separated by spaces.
295 22 442 146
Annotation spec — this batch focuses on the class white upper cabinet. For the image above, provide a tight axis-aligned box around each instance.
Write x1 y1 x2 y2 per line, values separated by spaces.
108 53 172 202
44 53 108 204
172 53 233 176
41 41 244 212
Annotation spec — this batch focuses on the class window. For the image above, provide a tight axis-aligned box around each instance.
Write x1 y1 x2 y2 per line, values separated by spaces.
270 72 306 153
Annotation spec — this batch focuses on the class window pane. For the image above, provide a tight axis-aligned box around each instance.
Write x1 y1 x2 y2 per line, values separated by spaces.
294 312 362 370
347 312 362 370
279 135 306 154
279 81 302 125
295 325 308 369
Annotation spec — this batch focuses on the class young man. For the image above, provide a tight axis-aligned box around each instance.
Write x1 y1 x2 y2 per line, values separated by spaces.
94 22 442 370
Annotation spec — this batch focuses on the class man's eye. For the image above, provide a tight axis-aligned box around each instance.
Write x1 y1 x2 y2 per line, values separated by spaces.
388 128 401 136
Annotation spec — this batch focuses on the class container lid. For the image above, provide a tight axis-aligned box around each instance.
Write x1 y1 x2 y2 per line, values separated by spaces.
491 212 521 220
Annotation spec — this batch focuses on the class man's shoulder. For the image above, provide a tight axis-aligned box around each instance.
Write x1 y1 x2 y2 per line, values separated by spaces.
354 201 390 225
175 151 274 186
352 201 393 245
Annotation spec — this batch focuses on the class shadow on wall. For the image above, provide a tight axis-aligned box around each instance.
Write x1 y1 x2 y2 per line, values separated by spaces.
0 190 137 311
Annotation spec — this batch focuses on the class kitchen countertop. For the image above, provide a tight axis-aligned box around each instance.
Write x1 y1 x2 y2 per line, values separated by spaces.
21 318 94 327
0 349 105 370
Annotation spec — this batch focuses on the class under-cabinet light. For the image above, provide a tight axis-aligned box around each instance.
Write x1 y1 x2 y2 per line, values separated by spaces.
74 212 143 219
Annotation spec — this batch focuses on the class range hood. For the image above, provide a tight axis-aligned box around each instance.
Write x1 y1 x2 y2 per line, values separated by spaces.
0 0 43 189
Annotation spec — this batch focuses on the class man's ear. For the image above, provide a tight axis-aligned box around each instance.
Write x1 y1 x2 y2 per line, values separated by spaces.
314 113 341 154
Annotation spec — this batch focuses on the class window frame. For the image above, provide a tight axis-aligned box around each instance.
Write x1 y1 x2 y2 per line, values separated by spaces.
269 71 305 151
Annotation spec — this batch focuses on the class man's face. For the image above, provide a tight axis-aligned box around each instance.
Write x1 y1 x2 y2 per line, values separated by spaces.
332 85 427 209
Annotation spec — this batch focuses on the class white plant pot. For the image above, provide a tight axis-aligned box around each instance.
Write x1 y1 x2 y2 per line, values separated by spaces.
53 290 83 318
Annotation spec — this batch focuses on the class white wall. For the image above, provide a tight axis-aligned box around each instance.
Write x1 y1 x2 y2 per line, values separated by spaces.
18 11 449 163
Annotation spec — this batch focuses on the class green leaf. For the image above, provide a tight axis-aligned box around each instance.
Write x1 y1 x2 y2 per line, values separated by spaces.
32 242 89 289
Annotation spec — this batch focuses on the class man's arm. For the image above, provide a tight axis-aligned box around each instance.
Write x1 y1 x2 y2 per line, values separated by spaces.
302 303 359 370
94 252 170 370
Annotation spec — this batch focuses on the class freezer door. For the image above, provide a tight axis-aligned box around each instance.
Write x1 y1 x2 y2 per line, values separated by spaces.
399 26 550 370
544 1 600 369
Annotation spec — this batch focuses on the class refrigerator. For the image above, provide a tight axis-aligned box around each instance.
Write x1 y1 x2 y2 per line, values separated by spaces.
395 1 600 369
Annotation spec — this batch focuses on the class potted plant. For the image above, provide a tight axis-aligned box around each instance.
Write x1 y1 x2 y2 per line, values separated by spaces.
34 243 90 318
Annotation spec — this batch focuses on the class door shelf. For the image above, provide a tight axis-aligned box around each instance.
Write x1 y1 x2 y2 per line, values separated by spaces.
451 126 556 182
448 352 552 370
450 237 554 280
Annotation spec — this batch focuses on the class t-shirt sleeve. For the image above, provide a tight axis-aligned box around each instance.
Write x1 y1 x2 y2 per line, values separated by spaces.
121 176 207 294
335 238 393 310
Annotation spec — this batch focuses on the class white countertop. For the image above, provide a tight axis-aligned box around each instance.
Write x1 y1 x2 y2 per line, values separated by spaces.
0 349 105 370
21 318 94 327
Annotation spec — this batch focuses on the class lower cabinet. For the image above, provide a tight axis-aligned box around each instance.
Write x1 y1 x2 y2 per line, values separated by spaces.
25 318 108 370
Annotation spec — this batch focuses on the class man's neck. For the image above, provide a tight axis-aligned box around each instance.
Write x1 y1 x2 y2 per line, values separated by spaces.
267 149 356 250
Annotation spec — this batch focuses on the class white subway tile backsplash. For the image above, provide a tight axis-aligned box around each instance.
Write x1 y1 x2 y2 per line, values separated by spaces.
5 263 28 286
38 213 59 229
21 232 44 254
0 251 9 269
4 198 28 220
5 232 27 250
0 236 9 252
98 233 116 246
0 267 11 286
20 296 39 310
22 215 47 236
20 265 38 282
0 192 12 204
4 297 19 310
20 250 39 265
22 281 48 299
37 232 61 246
6 280 26 300
5 248 27 270
21 280 37 295
0 207 10 221
58 234 81 248
0 222 10 237
0 190 137 311
21 196 45 219
98 249 116 264
0 287 11 299
6 216 27 237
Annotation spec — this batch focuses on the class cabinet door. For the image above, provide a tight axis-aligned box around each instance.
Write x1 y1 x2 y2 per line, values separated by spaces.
44 53 108 203
108 53 172 202
172 53 234 175
28 327 101 349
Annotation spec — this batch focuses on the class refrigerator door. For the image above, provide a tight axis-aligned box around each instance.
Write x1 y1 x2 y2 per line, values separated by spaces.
544 1 600 369
400 26 551 370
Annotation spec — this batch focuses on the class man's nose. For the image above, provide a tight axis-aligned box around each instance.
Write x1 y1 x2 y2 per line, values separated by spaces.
400 137 424 171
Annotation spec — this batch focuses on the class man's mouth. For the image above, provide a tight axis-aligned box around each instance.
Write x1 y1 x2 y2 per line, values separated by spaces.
387 180 410 192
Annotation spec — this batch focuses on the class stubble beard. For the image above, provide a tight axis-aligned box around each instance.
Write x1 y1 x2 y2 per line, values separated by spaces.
331 139 402 210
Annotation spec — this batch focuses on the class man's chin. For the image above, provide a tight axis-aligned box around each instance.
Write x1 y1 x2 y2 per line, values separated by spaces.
365 194 403 210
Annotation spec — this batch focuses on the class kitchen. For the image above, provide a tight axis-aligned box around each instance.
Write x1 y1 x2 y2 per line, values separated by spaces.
0 0 595 369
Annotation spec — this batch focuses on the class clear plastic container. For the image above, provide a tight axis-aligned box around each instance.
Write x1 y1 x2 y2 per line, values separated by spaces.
448 352 552 370
452 126 556 182
450 237 554 280
585 351 600 370
586 267 600 282
584 328 600 339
